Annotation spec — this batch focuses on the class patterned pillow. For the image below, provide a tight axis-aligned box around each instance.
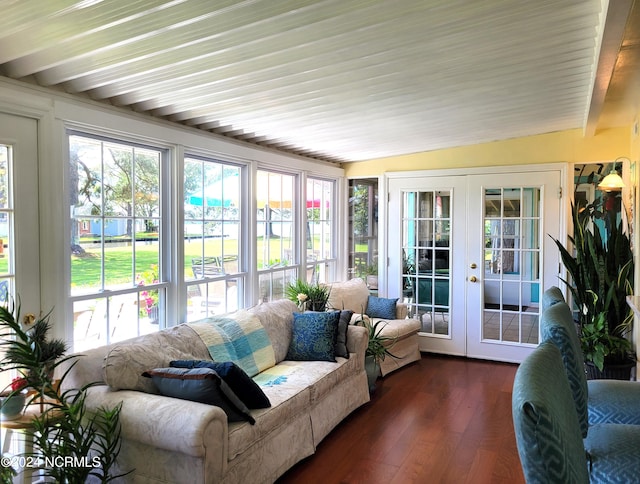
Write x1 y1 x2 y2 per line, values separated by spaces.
142 367 255 424
286 311 340 362
170 360 270 409
366 295 398 319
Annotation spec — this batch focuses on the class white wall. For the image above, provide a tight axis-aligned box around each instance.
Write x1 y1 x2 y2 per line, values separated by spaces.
0 77 344 344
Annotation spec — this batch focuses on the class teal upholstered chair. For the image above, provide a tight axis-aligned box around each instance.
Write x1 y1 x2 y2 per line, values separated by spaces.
541 285 564 312
513 341 589 483
513 341 640 483
540 300 640 433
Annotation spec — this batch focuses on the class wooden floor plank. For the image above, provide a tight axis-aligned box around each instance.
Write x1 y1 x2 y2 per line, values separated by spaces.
277 354 525 484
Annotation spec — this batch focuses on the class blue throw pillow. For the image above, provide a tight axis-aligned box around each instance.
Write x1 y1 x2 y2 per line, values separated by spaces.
286 311 340 362
366 295 398 319
142 367 255 424
170 360 270 409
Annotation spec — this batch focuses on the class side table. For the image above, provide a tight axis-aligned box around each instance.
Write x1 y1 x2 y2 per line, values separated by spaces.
1 404 60 484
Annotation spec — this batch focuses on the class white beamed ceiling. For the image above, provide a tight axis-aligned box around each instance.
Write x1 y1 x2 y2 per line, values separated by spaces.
1 0 638 163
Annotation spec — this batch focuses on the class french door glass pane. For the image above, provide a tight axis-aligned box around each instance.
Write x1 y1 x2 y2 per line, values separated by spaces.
482 187 541 345
402 190 452 336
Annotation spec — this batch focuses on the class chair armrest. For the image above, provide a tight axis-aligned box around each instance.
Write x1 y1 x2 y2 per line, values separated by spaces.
346 324 368 368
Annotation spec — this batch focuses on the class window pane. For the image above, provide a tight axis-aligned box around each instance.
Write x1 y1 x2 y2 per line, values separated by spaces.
349 179 378 280
307 177 334 283
70 134 164 350
184 157 242 315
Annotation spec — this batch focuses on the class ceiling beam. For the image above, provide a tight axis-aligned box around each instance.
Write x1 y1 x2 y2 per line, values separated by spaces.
584 0 634 136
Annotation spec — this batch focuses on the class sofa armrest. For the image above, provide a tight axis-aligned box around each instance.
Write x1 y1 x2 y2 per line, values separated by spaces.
346 324 367 365
84 385 228 462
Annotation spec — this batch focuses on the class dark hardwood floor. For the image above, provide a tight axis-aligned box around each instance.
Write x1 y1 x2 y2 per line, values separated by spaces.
277 354 525 484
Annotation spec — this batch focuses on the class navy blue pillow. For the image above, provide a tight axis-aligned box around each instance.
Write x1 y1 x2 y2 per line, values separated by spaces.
286 311 340 362
366 295 398 319
142 367 255 424
170 360 270 409
335 310 353 358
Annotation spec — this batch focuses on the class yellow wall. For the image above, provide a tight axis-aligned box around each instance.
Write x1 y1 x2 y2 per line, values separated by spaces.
344 127 630 177
346 121 640 357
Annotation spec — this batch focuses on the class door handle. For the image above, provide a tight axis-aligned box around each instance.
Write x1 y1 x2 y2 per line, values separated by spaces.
469 276 478 283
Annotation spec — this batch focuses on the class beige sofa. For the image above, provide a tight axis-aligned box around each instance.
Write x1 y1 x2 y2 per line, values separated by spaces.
62 299 370 484
326 278 421 376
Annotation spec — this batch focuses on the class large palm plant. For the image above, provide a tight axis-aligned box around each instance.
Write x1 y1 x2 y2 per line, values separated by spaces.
552 201 634 370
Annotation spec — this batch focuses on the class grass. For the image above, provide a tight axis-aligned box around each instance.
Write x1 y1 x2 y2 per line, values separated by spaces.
71 235 297 288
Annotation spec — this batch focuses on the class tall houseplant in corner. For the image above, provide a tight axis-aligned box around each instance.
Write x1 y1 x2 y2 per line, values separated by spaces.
552 200 635 378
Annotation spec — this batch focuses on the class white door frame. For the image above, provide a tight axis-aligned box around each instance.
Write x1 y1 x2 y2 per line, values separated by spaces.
382 163 568 361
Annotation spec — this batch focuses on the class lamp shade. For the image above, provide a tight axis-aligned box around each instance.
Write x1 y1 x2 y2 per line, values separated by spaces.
598 170 625 191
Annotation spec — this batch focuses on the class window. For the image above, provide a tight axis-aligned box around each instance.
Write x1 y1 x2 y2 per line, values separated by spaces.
0 144 13 303
348 179 378 279
0 143 14 391
184 157 243 320
69 134 166 351
306 177 335 283
256 170 297 301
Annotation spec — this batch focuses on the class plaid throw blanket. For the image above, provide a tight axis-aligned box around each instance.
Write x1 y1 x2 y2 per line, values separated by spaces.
186 311 276 377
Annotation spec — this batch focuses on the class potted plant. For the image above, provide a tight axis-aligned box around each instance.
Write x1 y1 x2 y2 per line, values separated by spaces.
285 279 331 312
552 200 635 378
0 376 28 419
354 315 397 392
0 299 130 482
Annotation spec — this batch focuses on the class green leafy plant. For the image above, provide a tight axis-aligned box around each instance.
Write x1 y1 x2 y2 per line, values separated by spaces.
552 201 634 370
0 299 130 482
285 279 331 312
353 313 398 365
0 459 15 484
580 310 631 372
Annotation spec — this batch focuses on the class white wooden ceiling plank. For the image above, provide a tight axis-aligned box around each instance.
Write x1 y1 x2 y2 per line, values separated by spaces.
0 0 178 64
28 0 376 85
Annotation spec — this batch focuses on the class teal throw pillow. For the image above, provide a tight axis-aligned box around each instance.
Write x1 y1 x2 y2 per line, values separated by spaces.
142 367 255 424
286 311 340 362
367 295 398 319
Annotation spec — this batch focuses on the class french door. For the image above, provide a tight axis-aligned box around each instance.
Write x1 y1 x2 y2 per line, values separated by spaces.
388 167 562 363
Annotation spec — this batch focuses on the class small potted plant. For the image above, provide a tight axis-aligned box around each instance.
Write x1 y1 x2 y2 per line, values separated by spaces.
0 376 28 420
285 279 331 312
354 315 397 392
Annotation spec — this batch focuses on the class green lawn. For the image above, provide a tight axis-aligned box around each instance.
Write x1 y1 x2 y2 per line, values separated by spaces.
71 236 296 288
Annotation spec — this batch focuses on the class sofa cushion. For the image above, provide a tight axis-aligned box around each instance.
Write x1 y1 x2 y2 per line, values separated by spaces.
335 310 353 358
103 324 212 393
248 299 297 363
326 278 369 315
187 310 276 378
142 367 255 424
170 360 271 409
366 295 398 319
286 311 339 362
